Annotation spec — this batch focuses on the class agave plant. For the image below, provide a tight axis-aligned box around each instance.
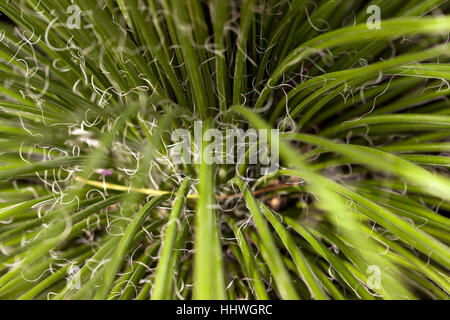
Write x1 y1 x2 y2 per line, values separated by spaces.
0 0 449 300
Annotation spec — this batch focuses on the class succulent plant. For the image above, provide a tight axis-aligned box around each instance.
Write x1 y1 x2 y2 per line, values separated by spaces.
0 0 449 300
